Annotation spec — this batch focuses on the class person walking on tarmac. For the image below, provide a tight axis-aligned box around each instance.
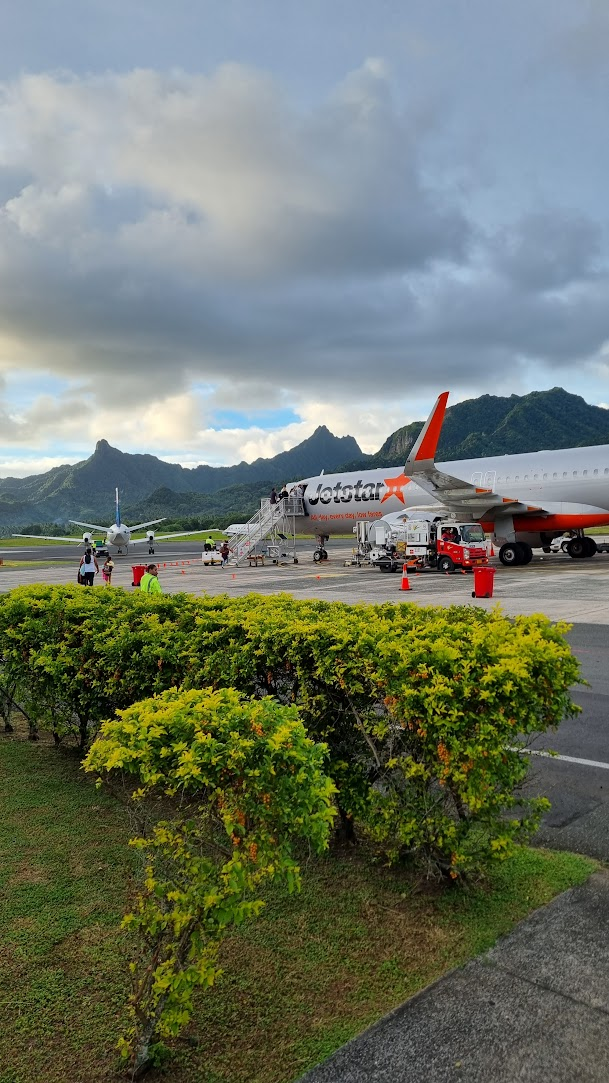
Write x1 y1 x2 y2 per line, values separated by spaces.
220 540 230 566
140 564 163 594
204 534 215 552
79 547 99 586
101 555 114 586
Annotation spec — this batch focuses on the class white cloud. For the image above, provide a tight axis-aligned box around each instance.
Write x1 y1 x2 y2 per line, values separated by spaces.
1 41 609 475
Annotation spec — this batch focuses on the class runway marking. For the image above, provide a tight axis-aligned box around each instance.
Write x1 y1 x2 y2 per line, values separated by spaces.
523 748 609 771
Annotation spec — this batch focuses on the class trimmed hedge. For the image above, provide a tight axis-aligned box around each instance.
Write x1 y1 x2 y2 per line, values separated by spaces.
84 686 335 1073
0 585 581 876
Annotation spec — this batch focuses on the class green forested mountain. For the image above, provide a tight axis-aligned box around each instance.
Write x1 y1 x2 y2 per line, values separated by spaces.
0 426 362 528
2 387 609 532
123 482 272 527
342 387 609 470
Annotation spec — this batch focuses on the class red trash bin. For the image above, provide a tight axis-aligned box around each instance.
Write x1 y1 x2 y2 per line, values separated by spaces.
131 564 147 587
472 566 495 598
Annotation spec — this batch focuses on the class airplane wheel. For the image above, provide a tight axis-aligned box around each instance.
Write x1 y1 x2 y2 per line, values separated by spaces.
499 543 520 566
293 558 299 564
313 549 323 562
567 538 586 559
519 543 533 565
584 537 597 557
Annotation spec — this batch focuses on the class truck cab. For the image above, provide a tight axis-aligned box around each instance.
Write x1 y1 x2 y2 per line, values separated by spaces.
433 521 488 572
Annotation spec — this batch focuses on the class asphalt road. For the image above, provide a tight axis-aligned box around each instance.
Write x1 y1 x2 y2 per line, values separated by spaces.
526 623 609 861
0 539 207 563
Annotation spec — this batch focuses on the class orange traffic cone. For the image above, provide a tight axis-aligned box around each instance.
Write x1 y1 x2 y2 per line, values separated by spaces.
400 564 411 591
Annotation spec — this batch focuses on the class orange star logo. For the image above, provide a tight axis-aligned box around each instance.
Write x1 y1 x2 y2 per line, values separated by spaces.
381 472 411 504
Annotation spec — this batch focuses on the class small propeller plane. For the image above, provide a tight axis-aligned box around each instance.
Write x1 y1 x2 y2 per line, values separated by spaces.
14 487 202 554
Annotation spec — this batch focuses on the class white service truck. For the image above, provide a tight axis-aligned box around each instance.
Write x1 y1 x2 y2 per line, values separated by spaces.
353 512 489 573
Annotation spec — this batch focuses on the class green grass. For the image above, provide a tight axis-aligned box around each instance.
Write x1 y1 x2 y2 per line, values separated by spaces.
0 536 75 547
0 731 597 1083
0 560 72 569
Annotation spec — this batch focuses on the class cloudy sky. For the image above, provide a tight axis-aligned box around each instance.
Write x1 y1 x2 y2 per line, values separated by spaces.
1 0 609 477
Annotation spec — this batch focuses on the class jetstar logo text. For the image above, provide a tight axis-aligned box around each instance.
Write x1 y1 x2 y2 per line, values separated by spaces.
308 473 410 507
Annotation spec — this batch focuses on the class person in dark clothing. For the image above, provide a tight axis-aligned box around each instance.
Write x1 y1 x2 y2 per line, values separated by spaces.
79 548 99 586
270 487 278 504
279 484 289 501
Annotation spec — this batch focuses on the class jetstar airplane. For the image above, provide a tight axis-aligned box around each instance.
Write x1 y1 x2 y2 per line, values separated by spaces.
293 391 609 565
14 487 202 555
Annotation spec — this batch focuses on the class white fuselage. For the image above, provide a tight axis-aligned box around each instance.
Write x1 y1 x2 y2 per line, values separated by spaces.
105 523 131 549
296 445 609 541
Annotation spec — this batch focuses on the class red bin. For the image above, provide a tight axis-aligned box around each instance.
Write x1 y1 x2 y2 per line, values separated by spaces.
472 566 495 599
131 564 147 587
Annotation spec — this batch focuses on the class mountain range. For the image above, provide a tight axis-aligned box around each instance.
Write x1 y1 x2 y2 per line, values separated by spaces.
2 387 609 531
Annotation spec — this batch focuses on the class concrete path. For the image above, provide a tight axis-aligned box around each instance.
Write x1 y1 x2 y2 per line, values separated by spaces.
298 871 609 1083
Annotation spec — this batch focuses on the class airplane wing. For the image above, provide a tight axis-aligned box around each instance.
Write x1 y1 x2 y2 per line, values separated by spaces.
404 393 544 519
130 529 208 544
128 518 166 531
13 533 87 544
69 519 109 532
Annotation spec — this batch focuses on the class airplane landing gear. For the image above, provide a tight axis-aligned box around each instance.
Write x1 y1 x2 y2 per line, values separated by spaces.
567 536 597 559
313 533 329 563
148 547 155 555
499 542 533 566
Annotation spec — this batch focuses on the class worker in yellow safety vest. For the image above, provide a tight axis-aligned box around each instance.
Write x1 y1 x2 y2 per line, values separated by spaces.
140 564 163 594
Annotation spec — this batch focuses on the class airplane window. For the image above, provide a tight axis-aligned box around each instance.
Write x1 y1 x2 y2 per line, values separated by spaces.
583 469 588 476
552 472 557 478
605 469 609 475
542 473 547 479
594 469 598 475
524 474 529 480
515 475 519 480
573 471 577 477
563 471 567 477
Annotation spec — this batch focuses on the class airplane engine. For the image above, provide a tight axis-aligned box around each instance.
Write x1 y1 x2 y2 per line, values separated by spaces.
147 530 155 554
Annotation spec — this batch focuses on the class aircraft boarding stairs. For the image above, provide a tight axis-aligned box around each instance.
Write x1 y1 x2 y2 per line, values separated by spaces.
230 495 304 566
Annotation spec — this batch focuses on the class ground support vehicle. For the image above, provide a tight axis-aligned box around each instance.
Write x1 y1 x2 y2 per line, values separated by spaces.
538 532 605 560
351 516 489 574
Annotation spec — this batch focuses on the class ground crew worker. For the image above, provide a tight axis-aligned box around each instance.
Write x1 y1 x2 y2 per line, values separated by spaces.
140 564 163 594
204 534 215 552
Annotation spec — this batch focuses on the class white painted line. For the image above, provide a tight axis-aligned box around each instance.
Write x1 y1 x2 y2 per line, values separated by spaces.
523 748 609 771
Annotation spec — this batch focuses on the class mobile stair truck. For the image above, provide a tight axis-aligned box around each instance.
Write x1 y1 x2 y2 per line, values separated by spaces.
353 512 489 573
